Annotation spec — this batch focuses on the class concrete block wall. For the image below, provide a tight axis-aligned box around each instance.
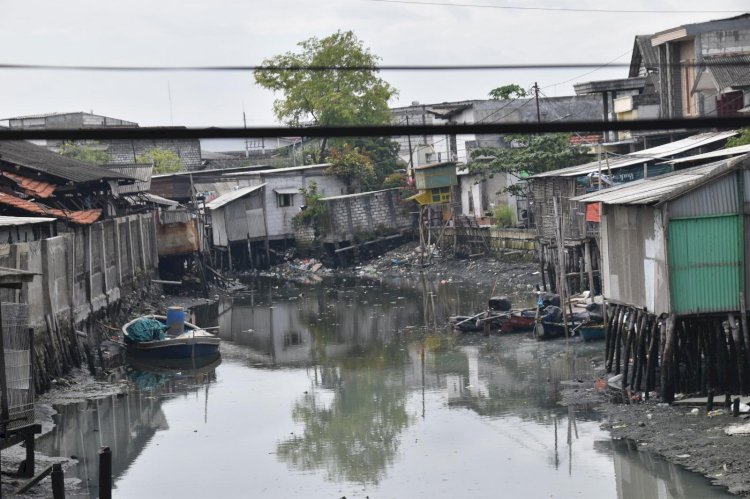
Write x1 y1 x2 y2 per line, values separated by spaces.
105 139 202 171
320 190 413 243
700 30 750 55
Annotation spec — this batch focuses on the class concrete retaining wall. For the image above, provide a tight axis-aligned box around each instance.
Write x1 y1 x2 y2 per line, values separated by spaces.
0 213 159 392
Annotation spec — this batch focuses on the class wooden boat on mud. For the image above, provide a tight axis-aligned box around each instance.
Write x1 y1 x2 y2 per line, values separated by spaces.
499 309 537 333
123 315 220 359
578 324 605 341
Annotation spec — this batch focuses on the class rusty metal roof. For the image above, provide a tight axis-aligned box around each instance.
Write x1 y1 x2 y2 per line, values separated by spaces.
1 171 56 198
0 140 134 184
0 192 101 224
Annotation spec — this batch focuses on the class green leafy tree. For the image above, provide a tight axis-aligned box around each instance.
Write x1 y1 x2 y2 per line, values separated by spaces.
727 128 750 148
325 144 377 193
469 134 589 198
58 141 110 164
489 84 527 100
254 30 398 160
136 148 182 174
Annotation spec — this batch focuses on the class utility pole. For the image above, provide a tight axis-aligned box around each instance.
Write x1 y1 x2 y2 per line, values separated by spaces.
533 82 542 124
243 111 249 158
406 115 415 174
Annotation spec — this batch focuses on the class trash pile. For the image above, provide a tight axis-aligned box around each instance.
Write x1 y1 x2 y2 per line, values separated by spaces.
260 257 334 284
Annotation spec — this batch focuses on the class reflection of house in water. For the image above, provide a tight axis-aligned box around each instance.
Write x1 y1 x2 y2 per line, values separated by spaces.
595 440 733 499
217 284 426 366
36 392 168 498
35 370 216 498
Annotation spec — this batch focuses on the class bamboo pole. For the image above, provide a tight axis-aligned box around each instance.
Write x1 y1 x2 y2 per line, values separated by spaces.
552 197 569 339
661 314 676 403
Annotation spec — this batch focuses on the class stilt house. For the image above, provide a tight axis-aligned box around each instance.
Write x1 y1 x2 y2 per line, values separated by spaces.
529 131 737 294
572 154 750 400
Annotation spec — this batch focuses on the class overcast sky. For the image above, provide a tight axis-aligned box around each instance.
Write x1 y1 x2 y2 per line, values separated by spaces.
1 0 748 149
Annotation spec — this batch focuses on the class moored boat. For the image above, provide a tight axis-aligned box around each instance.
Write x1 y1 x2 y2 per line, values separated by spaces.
123 314 220 359
578 324 605 341
500 309 536 333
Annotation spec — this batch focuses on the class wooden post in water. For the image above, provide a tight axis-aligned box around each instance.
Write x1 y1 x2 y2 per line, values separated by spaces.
99 446 112 499
552 198 569 339
729 314 745 395
584 240 595 302
52 463 65 499
661 314 676 403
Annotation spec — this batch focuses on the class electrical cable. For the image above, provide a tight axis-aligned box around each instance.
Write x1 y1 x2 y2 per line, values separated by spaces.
365 0 747 14
0 60 745 72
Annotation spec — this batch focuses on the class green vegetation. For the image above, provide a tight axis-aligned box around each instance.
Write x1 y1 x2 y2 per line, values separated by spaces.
494 204 516 228
488 84 528 100
293 181 328 233
469 133 589 198
727 128 750 148
255 30 404 187
58 141 110 164
136 148 182 174
324 144 376 193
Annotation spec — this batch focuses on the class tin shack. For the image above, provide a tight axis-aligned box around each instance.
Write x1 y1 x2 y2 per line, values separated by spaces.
573 154 750 401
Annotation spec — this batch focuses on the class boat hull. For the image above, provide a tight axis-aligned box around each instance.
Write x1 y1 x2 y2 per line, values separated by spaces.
579 325 605 341
123 315 220 360
534 321 566 340
126 337 220 359
500 313 535 333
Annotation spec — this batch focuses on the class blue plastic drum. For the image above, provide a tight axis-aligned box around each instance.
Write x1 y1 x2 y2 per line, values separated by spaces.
166 306 185 334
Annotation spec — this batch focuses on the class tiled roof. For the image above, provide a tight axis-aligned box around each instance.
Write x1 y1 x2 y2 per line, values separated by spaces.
1 171 56 198
0 192 101 224
703 53 750 90
0 140 134 184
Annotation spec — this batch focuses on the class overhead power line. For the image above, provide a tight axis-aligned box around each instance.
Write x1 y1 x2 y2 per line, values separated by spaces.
1 117 750 141
366 0 747 14
0 60 747 72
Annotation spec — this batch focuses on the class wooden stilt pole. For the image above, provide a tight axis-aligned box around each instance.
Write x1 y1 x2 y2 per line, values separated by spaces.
661 314 676 403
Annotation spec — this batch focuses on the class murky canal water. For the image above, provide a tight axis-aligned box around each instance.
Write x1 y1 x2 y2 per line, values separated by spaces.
37 277 732 498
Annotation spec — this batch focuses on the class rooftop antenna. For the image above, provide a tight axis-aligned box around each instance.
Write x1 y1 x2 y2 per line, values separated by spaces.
167 80 174 126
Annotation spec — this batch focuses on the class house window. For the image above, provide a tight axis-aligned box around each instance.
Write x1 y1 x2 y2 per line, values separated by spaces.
430 186 451 204
277 193 294 207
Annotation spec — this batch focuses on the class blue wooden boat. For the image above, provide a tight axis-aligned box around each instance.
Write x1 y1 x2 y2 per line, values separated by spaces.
578 324 605 341
123 315 220 359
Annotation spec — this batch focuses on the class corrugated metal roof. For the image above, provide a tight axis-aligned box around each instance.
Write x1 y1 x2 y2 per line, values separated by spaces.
2 171 56 198
0 140 134 183
702 54 750 90
224 163 332 177
107 163 153 194
322 188 398 201
143 193 180 207
533 131 738 178
205 184 265 210
572 156 746 205
668 144 750 165
0 216 56 227
0 192 101 224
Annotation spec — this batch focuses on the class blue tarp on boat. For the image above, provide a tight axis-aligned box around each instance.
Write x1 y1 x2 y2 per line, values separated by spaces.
126 318 167 342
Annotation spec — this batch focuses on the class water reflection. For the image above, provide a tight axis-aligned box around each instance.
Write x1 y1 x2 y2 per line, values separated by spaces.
277 360 410 484
596 440 734 498
36 359 219 498
35 277 733 498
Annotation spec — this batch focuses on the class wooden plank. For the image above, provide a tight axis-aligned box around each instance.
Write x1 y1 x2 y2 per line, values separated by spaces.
15 464 53 495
